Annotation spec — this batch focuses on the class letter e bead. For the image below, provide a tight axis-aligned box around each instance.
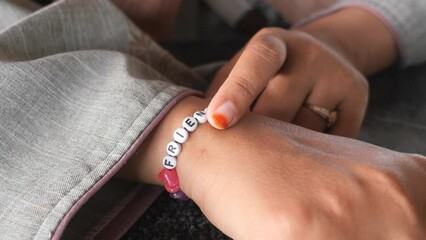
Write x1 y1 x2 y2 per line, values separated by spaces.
183 117 198 132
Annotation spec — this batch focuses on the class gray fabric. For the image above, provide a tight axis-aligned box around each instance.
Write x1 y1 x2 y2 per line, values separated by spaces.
176 0 426 67
338 0 426 66
0 0 40 31
62 179 139 240
0 0 201 239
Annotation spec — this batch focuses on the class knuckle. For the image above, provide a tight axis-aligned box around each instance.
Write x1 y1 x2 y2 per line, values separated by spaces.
264 208 310 239
249 32 286 65
358 76 369 93
231 74 258 100
271 203 315 239
318 184 352 220
408 153 426 165
372 169 405 194
372 170 423 236
357 163 401 190
358 77 370 105
331 69 369 106
293 33 324 63
357 164 420 227
252 40 285 65
350 74 369 106
260 198 315 239
351 72 369 94
257 27 282 36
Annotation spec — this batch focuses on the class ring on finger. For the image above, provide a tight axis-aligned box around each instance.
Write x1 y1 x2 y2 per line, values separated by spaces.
303 103 337 127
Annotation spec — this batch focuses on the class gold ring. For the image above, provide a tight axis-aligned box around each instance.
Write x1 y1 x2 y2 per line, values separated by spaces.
303 103 337 127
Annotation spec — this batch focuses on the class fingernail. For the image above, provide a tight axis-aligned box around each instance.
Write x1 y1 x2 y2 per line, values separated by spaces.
209 101 237 129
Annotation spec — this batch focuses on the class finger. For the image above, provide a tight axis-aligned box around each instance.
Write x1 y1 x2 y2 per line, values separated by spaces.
293 106 329 132
293 76 368 137
328 83 368 137
252 68 313 122
205 50 242 98
207 29 288 129
292 79 343 133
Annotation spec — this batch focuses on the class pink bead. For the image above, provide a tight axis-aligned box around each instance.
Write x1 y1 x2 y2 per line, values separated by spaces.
157 168 180 193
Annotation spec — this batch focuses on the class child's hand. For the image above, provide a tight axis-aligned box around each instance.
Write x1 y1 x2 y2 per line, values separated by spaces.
206 28 368 137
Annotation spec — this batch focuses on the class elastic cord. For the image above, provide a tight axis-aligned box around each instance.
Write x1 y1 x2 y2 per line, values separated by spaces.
157 109 208 200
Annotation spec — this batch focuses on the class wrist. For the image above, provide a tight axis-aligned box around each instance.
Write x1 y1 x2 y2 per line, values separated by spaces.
116 96 210 190
297 7 398 75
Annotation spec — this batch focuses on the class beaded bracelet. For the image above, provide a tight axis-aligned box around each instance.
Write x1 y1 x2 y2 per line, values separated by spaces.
157 109 208 200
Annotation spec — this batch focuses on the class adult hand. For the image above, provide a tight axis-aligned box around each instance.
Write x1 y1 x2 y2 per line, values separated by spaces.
181 108 426 239
119 96 426 239
206 28 368 137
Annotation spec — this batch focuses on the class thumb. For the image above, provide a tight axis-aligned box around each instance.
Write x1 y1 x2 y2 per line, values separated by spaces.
207 30 287 129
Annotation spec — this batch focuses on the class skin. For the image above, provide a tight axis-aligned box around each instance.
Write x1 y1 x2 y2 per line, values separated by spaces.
113 3 425 238
206 8 398 137
299 7 397 75
118 96 426 239
206 29 368 137
110 4 397 135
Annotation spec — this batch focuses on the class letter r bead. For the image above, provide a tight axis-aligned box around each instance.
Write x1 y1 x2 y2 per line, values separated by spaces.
166 141 181 157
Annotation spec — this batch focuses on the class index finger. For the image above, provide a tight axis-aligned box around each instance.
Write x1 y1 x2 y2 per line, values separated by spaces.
207 28 288 129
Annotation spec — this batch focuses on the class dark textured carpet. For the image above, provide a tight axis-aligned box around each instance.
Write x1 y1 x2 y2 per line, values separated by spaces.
122 192 229 240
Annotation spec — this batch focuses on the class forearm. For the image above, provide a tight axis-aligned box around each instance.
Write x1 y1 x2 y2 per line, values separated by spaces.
297 7 398 75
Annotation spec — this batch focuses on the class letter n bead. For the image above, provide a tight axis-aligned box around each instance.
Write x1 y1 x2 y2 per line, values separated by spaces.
194 110 207 123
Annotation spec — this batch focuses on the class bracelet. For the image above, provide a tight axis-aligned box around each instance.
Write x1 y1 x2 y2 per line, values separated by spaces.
157 109 208 200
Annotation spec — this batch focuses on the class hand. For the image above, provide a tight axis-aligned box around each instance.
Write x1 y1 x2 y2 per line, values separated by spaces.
180 109 426 239
206 28 368 137
118 96 426 239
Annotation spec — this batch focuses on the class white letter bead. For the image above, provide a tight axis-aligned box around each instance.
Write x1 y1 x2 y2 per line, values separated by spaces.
162 155 177 169
183 117 198 132
166 141 181 157
194 111 207 124
173 128 189 144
